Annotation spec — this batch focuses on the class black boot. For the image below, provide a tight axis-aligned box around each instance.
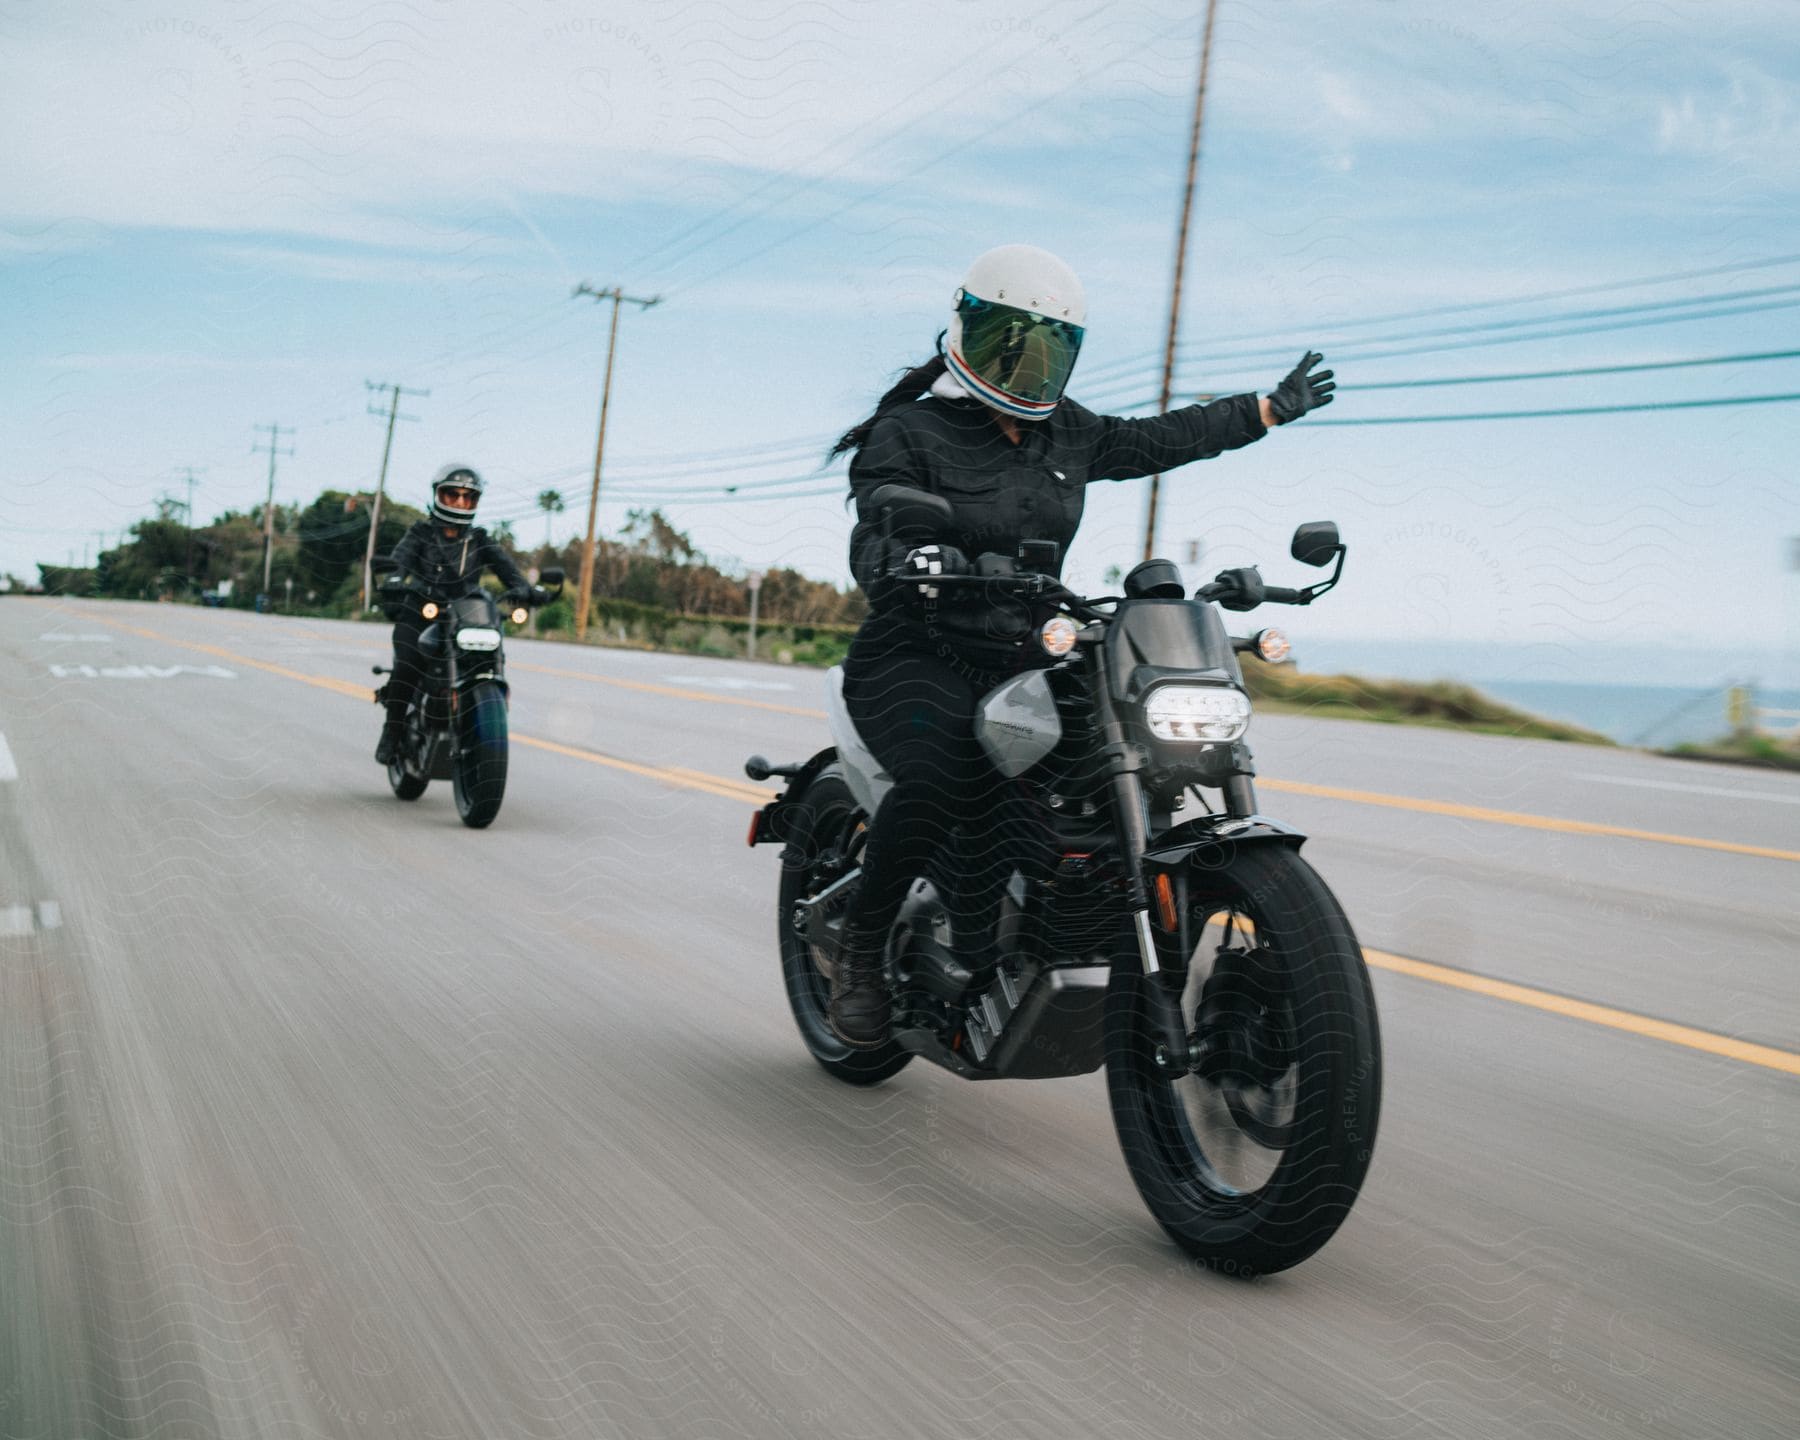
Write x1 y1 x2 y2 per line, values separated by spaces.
375 715 405 765
828 934 891 1049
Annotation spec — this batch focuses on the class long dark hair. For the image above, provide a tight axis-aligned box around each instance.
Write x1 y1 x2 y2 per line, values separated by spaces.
828 338 949 460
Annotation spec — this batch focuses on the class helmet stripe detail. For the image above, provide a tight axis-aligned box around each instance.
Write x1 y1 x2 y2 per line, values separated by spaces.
945 346 1061 419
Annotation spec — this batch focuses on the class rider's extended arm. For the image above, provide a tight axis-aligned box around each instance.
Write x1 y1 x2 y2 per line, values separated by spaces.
1065 394 1268 480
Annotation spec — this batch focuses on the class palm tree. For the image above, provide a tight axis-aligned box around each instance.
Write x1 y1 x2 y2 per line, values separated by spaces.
537 489 565 551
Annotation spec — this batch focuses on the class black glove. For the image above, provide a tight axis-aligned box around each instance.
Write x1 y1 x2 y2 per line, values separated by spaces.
898 543 969 601
530 585 553 606
1266 351 1335 424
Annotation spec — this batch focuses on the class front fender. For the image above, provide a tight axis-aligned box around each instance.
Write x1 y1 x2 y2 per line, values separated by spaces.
1141 812 1306 869
746 747 838 847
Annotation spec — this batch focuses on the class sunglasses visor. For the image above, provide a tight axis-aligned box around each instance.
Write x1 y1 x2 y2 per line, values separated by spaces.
956 293 1084 404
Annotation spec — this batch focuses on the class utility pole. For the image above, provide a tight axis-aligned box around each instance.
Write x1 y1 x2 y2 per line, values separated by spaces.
177 465 207 581
1142 0 1219 563
571 282 661 641
252 422 296 604
360 381 428 610
746 570 764 661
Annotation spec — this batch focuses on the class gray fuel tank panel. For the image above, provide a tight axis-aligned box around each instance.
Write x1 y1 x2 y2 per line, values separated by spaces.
974 669 1062 778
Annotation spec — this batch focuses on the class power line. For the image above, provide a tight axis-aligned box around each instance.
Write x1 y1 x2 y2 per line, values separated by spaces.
662 14 1200 299
622 5 1126 288
1341 347 1800 391
495 343 1800 504
1073 294 1800 413
1078 283 1800 397
1078 250 1800 381
1306 390 1800 426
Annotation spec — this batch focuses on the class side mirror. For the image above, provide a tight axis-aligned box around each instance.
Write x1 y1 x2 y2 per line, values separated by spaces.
1291 521 1341 568
539 568 565 587
371 555 400 575
869 483 955 540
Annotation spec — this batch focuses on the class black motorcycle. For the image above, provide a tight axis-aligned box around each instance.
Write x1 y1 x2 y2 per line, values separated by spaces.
745 485 1380 1274
370 561 563 829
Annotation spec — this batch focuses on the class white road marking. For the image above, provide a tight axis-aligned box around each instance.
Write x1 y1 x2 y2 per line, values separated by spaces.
48 663 238 680
662 674 796 692
38 632 112 642
0 734 15 782
36 901 61 930
1576 771 1800 805
0 904 34 936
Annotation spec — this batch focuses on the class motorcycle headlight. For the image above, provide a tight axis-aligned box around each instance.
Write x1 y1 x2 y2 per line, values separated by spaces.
1142 683 1251 743
455 627 502 652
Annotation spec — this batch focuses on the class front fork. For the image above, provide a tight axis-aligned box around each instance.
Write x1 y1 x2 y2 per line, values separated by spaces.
1089 679 1166 979
1092 681 1252 1072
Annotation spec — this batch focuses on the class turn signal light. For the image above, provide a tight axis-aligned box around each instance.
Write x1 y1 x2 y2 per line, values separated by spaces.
1040 615 1079 656
1255 628 1290 663
421 601 440 620
510 607 529 624
1154 872 1179 931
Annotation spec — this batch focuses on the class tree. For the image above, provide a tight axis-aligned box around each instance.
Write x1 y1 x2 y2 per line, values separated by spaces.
537 489 565 549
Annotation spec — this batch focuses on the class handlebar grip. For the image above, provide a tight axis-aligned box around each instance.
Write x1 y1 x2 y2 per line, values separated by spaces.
1262 585 1306 605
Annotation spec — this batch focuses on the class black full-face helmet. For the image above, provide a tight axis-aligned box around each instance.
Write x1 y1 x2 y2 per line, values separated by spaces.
430 463 484 526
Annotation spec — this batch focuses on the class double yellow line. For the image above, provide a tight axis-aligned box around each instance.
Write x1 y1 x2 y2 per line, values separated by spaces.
91 612 1800 1077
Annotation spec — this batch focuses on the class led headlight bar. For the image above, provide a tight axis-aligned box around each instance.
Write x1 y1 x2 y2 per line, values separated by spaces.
1142 683 1251 744
455 627 502 652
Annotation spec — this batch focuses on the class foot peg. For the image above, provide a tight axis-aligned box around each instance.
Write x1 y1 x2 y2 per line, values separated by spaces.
745 754 803 782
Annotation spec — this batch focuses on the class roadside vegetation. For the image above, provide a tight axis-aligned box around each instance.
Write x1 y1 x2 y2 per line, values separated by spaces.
1664 733 1800 772
32 490 1616 745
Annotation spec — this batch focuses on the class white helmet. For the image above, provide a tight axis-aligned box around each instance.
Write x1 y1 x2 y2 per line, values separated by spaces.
429 463 484 527
944 244 1087 420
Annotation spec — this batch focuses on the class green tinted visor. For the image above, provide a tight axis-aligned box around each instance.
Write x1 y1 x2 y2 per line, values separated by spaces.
955 293 1085 405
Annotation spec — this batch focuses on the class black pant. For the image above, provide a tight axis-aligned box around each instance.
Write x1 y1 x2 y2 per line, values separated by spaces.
385 620 426 726
839 638 1052 957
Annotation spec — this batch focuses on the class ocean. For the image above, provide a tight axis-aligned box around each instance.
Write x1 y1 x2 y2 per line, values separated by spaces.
1474 681 1800 748
1288 638 1800 748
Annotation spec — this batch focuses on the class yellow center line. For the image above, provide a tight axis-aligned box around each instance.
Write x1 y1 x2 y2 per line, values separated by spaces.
511 736 765 804
1260 777 1800 864
1361 947 1800 1078
508 660 827 718
50 611 1800 1076
83 608 1795 862
99 617 768 808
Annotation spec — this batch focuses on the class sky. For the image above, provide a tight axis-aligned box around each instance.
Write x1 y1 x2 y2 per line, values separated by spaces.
5 0 1800 686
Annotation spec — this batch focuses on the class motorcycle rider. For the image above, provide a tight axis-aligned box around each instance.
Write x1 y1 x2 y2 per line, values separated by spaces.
375 464 532 764
826 243 1336 1048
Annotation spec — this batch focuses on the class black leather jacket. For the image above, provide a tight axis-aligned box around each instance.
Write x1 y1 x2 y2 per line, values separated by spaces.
388 522 528 606
848 392 1267 663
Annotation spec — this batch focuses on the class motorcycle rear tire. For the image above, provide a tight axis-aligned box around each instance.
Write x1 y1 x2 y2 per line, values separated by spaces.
778 766 911 1085
452 682 509 829
1105 844 1380 1276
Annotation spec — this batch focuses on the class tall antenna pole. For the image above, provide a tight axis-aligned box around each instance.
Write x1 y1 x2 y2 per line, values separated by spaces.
252 422 295 603
571 283 661 642
1142 0 1219 563
360 381 428 610
177 465 207 581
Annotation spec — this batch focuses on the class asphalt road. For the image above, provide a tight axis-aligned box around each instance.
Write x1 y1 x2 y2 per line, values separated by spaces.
2 597 1796 1440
